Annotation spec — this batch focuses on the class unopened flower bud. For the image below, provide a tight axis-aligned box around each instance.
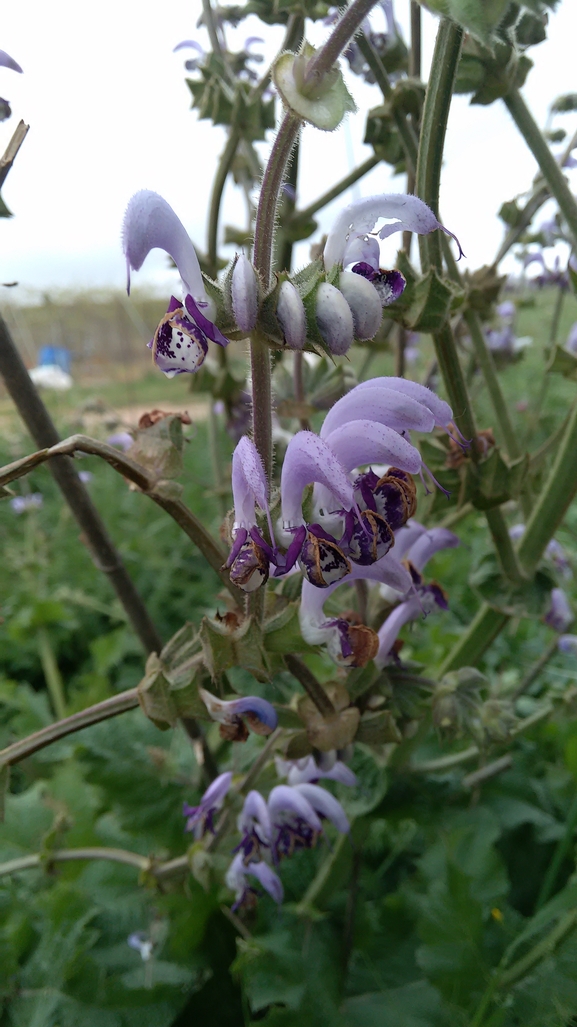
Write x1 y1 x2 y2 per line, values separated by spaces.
338 270 382 340
315 282 354 355
276 280 306 350
231 253 259 333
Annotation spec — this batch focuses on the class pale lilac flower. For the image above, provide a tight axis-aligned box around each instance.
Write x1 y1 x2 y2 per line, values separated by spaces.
292 783 350 833
199 688 278 736
226 852 283 910
268 783 348 862
183 771 232 839
0 49 22 73
323 194 464 273
107 431 134 452
78 471 93 484
173 39 205 70
275 754 357 787
122 191 230 378
127 933 154 961
235 790 272 862
10 493 43 514
224 436 276 592
545 588 574 633
559 634 577 656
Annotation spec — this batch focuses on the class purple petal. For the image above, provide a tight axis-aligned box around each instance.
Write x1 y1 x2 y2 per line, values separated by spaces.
184 294 230 348
247 860 284 904
353 377 453 431
173 40 204 53
342 234 380 269
405 527 460 573
393 521 427 560
324 194 463 271
324 420 422 475
375 595 424 667
280 432 355 527
231 254 258 333
122 190 205 299
232 696 278 733
321 386 434 439
232 436 269 529
201 771 233 809
238 789 272 843
0 50 22 73
545 588 574 633
292 783 350 833
268 785 323 833
558 634 577 656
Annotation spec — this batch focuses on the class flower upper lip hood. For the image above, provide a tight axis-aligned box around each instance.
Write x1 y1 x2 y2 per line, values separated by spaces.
123 190 206 301
323 193 464 272
0 50 22 74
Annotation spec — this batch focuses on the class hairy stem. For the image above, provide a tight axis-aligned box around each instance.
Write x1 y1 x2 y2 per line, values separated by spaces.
0 318 163 655
504 89 577 248
485 507 527 585
0 689 140 768
303 0 382 87
37 627 67 720
284 654 337 717
0 434 242 606
438 604 509 675
207 125 241 278
0 847 151 879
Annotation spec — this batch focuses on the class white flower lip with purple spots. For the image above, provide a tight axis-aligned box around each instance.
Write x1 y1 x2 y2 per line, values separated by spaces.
323 193 464 272
122 190 230 378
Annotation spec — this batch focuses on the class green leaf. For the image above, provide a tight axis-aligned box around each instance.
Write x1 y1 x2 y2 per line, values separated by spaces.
136 652 178 730
547 342 577 379
462 446 529 510
273 43 357 132
470 552 556 617
341 980 449 1027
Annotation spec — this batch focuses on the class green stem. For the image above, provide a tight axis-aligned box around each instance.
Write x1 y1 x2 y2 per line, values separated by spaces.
536 792 577 910
485 507 527 585
411 703 553 774
464 308 522 460
415 19 477 445
284 654 337 717
409 0 421 77
0 847 150 878
517 396 577 577
294 155 380 223
500 909 577 988
202 0 223 57
513 634 561 699
504 89 577 248
438 605 509 675
207 126 241 278
355 32 418 173
303 0 382 87
0 689 139 768
37 627 67 720
207 401 227 519
494 185 550 267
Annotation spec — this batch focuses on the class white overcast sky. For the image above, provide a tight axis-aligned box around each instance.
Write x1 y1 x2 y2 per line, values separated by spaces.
1 0 576 300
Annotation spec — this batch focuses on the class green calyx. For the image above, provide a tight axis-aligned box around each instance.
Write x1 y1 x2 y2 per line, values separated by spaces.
273 42 356 132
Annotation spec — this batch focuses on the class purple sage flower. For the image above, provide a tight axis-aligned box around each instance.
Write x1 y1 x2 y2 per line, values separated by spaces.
226 852 283 910
559 634 577 656
224 436 276 593
10 493 43 514
199 688 278 739
323 194 464 273
0 49 22 74
545 588 574 633
275 754 357 787
235 790 272 863
122 191 230 377
127 932 154 961
106 431 134 452
183 770 232 839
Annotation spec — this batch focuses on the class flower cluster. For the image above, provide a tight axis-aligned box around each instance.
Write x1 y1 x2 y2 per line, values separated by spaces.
184 761 354 911
225 375 461 597
122 191 462 371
